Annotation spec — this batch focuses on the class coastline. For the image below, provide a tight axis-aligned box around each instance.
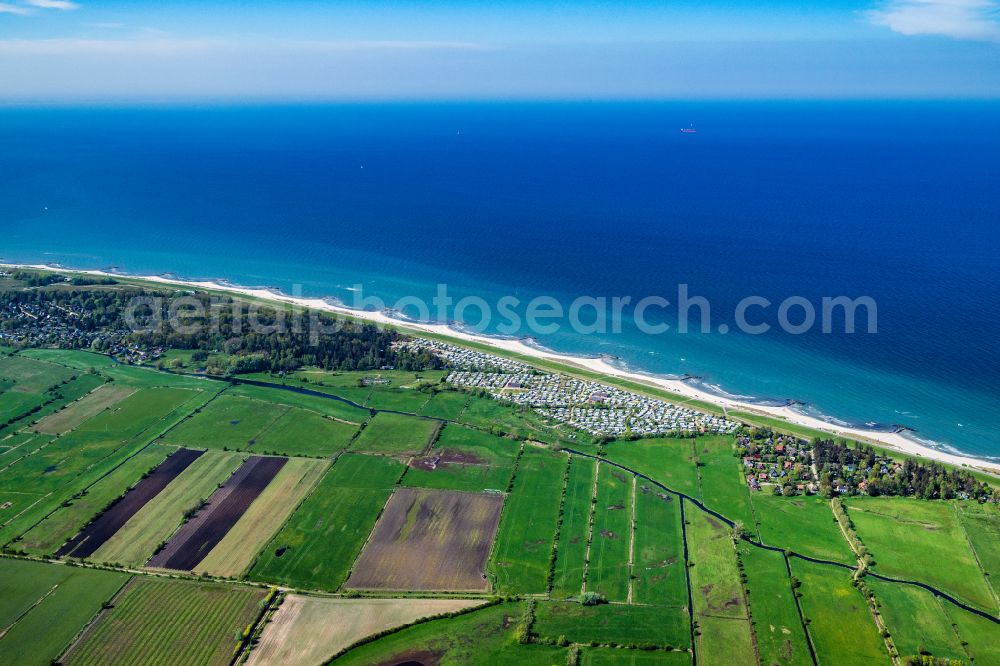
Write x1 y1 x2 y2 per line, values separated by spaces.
7 261 1000 476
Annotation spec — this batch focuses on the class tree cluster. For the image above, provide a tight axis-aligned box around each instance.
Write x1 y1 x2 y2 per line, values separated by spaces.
0 284 444 375
813 438 997 501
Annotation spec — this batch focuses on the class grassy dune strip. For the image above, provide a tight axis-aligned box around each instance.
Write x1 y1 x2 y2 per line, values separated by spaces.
194 457 329 577
90 451 245 566
15 444 173 556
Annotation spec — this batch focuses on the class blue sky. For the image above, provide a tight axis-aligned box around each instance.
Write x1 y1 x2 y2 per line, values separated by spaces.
0 0 998 100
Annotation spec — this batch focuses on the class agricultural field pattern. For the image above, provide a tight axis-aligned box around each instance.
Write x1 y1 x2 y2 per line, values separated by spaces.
1 340 999 665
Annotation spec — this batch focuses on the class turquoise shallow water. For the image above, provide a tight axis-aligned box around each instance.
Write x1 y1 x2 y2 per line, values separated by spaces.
2 102 998 458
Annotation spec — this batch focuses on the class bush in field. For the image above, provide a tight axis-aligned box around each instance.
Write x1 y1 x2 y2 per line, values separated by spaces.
577 592 607 606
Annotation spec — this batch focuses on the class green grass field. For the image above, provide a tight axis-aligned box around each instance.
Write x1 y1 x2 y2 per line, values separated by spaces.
695 435 757 534
101 364 216 390
586 464 633 602
694 614 756 666
459 396 583 445
684 504 758 666
434 424 520 466
1 373 106 437
226 381 370 423
288 368 447 388
534 601 690 649
0 355 74 423
31 384 136 435
868 578 967 662
332 601 567 666
418 390 470 420
490 447 566 594
737 542 812 666
248 453 403 591
249 408 359 457
350 412 440 456
751 494 855 564
686 506 747 620
401 425 519 493
74 386 204 440
16 444 173 555
89 450 245 566
64 578 265 666
1 387 206 542
939 593 1000 664
954 502 1000 602
631 483 687 606
364 387 432 412
846 497 996 611
792 559 888 665
579 647 691 665
0 558 128 666
162 393 288 450
17 348 118 370
603 438 701 500
551 456 597 599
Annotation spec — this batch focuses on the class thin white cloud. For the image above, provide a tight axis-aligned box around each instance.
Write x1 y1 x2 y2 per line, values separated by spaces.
0 2 32 14
24 0 79 9
868 0 1000 40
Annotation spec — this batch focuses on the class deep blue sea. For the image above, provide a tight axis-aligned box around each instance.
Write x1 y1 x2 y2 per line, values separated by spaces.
2 102 998 458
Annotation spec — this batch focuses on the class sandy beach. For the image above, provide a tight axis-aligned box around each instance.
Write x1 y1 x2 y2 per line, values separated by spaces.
7 262 1000 476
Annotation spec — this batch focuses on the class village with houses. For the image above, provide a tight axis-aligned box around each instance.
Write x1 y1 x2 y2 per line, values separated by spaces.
400 338 999 502
0 272 163 365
